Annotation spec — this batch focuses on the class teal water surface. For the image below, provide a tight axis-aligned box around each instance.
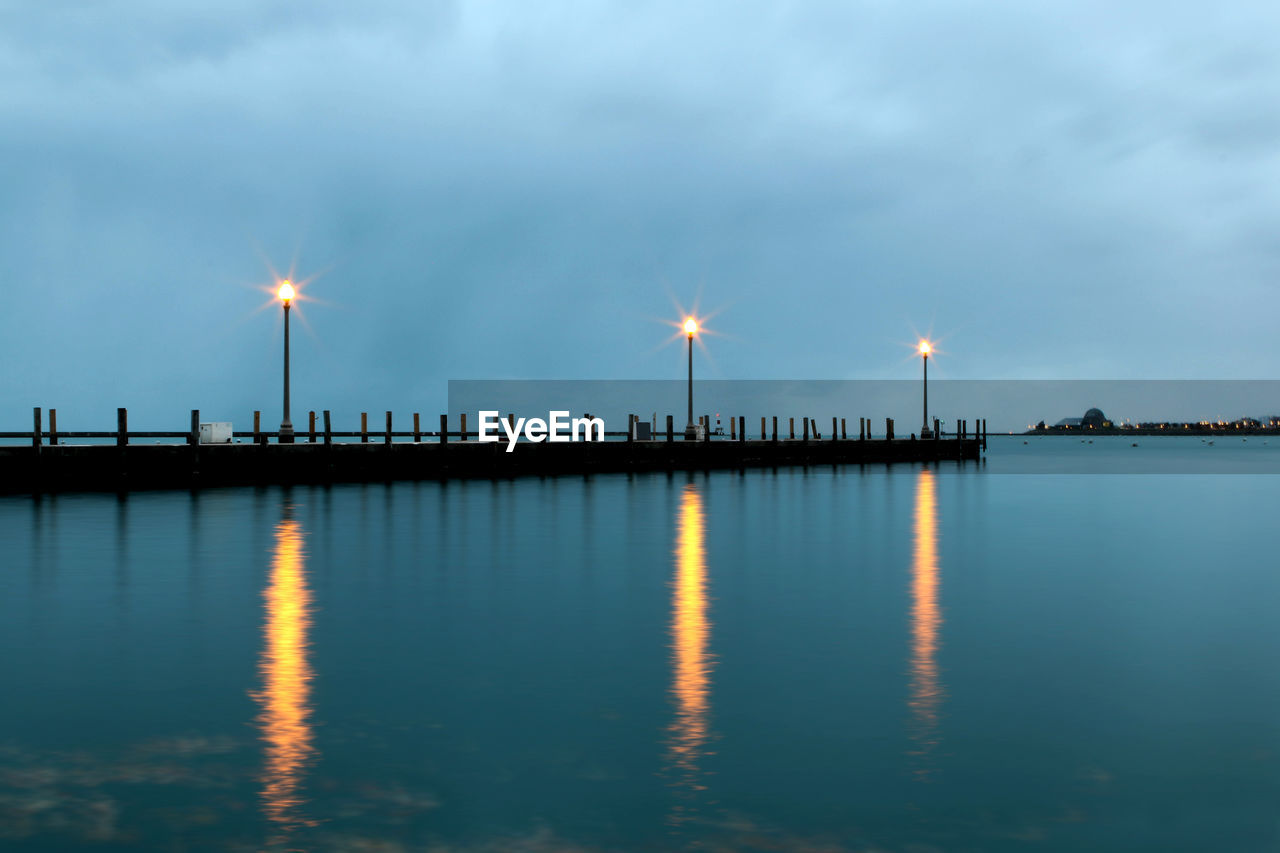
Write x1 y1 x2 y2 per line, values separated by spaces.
2 444 1278 851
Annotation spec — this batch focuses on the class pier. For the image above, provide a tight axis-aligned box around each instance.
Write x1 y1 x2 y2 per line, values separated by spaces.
1 408 986 494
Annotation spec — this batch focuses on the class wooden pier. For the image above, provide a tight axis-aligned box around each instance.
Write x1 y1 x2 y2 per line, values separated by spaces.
1 408 987 494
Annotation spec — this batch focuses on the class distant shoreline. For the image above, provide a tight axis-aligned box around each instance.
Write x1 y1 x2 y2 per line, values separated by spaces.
1021 428 1276 437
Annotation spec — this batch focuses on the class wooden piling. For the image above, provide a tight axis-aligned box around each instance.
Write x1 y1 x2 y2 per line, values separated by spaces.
841 417 846 440
413 413 421 443
189 410 199 446
50 408 58 446
32 407 41 449
323 410 332 446
704 414 711 443
440 414 448 444
627 414 634 443
730 417 736 440
253 411 261 445
361 412 368 443
461 413 468 441
666 414 674 442
385 411 393 446
761 417 766 440
802 417 809 442
832 417 838 442
739 416 745 443
309 411 316 443
118 408 128 448
886 417 893 440
772 416 778 443
789 417 795 440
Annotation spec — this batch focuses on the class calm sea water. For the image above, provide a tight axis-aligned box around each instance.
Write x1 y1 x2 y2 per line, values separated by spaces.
2 438 1279 851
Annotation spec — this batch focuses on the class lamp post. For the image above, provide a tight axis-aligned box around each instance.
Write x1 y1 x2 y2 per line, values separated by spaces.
278 280 295 444
919 340 932 439
684 317 698 440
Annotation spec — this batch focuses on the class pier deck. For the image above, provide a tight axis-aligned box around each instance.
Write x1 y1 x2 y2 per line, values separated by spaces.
0 437 983 494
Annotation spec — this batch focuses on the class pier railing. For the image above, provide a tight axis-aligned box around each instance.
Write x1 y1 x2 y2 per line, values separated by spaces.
5 408 989 449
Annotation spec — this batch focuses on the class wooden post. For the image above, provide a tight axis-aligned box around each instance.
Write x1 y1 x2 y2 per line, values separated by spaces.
772 416 778 443
189 409 199 446
361 412 368 443
385 411 393 446
983 418 988 450
886 417 893 440
627 414 634 443
788 417 794 440
461 412 468 441
761 417 766 440
666 414 674 442
704 414 711 443
117 408 128 447
841 418 846 440
50 408 59 446
32 407 42 448
413 413 421 443
739 416 745 443
309 411 316 443
802 417 809 442
253 410 261 445
440 414 448 444
323 410 332 445
859 417 865 440
730 417 736 440
832 417 838 442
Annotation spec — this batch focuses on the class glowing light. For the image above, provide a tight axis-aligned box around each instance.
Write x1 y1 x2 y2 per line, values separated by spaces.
666 484 713 826
684 317 698 336
278 280 295 303
908 468 944 780
919 340 932 356
254 514 316 837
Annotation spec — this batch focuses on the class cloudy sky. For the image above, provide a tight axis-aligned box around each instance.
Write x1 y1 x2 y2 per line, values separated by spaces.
3 1 1278 429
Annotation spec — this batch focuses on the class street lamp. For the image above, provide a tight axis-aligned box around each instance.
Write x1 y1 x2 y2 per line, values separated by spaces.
278 280 295 444
684 317 698 440
919 339 932 439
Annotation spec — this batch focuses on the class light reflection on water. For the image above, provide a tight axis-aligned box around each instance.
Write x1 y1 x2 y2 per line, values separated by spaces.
908 468 944 779
665 483 714 827
252 507 317 839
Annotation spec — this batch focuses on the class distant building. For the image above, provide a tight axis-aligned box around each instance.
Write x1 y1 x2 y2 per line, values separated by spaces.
1081 408 1110 429
1041 407 1112 431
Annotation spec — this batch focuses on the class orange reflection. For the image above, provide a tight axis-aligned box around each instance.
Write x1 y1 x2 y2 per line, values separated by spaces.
908 468 944 779
253 512 317 836
665 483 714 825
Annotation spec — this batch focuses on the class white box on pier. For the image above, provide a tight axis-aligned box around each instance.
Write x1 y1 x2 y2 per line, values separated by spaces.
199 422 233 444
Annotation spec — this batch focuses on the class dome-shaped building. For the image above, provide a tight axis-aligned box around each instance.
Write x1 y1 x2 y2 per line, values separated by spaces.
1081 408 1109 428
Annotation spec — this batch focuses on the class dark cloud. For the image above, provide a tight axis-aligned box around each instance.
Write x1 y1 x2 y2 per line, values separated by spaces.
3 2 1278 430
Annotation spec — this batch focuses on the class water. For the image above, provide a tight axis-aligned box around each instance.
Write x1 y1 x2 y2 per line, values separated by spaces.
2 440 1279 851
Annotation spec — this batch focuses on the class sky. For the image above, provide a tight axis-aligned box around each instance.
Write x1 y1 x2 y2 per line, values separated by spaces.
3 1 1279 430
